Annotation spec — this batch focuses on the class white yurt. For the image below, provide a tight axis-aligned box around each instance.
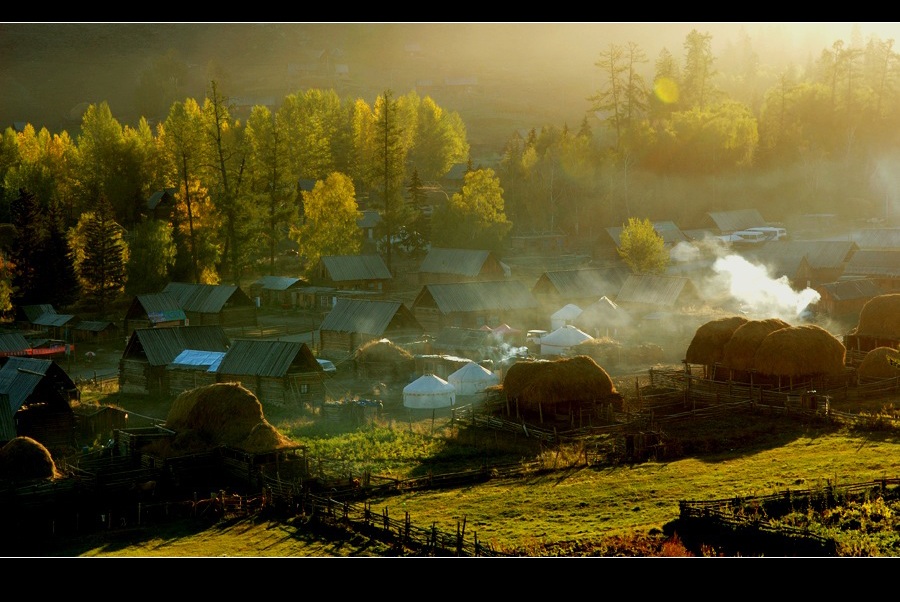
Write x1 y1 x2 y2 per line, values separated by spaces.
448 361 500 396
550 303 583 331
540 324 593 356
403 373 456 409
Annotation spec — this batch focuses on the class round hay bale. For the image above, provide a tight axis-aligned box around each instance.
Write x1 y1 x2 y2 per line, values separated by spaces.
856 294 900 338
752 324 846 377
0 436 60 481
685 316 749 365
721 318 791 371
857 347 900 380
502 355 617 409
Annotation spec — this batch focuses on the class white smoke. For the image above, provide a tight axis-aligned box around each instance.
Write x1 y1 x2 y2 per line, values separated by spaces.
710 254 821 322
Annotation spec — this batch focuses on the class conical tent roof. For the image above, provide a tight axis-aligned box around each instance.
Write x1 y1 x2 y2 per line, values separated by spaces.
403 374 456 409
448 361 500 395
552 304 583 320
542 324 592 345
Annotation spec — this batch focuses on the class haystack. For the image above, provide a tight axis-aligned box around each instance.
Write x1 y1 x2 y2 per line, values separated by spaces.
857 347 900 380
354 338 415 381
855 294 900 338
354 338 414 362
502 355 618 409
721 318 791 372
0 436 60 481
574 336 623 366
154 383 296 456
685 316 749 365
752 324 846 377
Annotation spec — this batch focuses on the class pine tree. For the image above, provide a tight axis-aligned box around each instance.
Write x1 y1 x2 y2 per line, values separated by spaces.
9 188 44 307
77 194 127 313
33 201 79 308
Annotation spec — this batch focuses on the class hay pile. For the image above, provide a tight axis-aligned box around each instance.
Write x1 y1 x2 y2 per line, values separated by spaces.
685 316 749 365
857 347 900 380
721 318 791 372
855 294 900 338
0 436 60 481
354 338 414 363
502 355 618 408
753 324 846 377
574 336 622 364
151 383 296 456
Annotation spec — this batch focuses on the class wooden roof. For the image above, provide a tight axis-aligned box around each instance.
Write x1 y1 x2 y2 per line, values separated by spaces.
614 274 698 309
533 267 630 298
252 276 307 291
705 209 767 233
124 325 230 366
414 280 539 314
217 339 322 377
163 282 253 313
318 255 392 282
816 279 883 301
319 298 421 336
0 357 74 412
19 304 56 322
846 228 900 250
744 240 858 270
843 249 900 278
418 248 497 277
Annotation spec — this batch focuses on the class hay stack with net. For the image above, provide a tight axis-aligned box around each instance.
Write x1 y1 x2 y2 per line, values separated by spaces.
500 355 620 422
0 436 60 481
149 383 296 457
854 294 900 339
685 316 749 366
354 338 415 381
752 324 846 381
721 318 791 374
856 347 900 380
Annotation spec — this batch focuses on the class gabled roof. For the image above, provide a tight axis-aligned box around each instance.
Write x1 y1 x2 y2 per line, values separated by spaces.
320 298 420 336
162 282 250 313
816 279 882 301
0 357 71 412
416 280 539 314
705 209 767 233
604 221 689 247
534 267 629 298
0 333 31 353
147 188 176 211
319 255 392 282
253 276 306 291
745 241 858 270
615 274 698 309
217 339 322 377
843 249 900 277
20 304 56 322
134 292 187 323
74 320 119 333
846 228 900 249
32 312 76 327
126 325 230 366
419 248 497 277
